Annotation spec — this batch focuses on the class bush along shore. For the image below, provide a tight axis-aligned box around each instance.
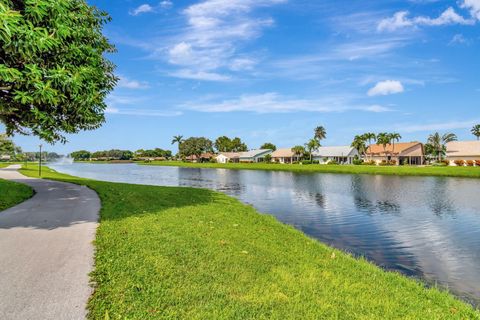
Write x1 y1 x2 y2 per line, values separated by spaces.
18 166 480 319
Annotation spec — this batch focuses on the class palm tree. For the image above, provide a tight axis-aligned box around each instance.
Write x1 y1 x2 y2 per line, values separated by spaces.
171 135 184 158
362 132 376 160
291 145 306 162
351 135 367 159
376 132 391 161
472 124 480 140
314 126 327 143
171 135 184 146
389 132 402 154
427 132 457 162
305 139 320 161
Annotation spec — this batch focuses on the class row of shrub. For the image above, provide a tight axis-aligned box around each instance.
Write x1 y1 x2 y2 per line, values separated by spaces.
453 160 480 167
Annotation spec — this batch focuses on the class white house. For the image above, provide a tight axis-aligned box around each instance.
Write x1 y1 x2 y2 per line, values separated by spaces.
239 149 273 163
312 146 359 164
216 152 241 164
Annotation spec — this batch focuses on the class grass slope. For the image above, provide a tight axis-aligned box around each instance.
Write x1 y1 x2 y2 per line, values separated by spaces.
0 165 34 210
20 166 480 319
141 161 480 178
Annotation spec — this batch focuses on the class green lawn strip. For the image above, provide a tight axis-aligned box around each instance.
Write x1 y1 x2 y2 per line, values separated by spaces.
20 166 480 319
139 161 480 179
0 179 34 211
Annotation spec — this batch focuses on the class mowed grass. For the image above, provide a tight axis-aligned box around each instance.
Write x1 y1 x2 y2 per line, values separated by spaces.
141 161 480 178
0 165 34 211
20 166 480 319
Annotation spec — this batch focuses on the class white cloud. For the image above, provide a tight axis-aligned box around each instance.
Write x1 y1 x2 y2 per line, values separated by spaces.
229 58 257 71
182 92 393 114
160 0 173 9
165 0 286 80
461 0 480 20
130 4 154 16
378 7 475 32
449 33 469 45
130 2 173 16
169 69 231 81
117 76 150 89
368 80 404 96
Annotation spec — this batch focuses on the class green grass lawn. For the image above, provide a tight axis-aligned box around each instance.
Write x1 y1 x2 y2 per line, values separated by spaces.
0 164 34 211
19 166 480 319
140 161 480 178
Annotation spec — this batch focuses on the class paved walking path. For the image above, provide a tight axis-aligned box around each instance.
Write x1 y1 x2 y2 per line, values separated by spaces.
0 165 100 320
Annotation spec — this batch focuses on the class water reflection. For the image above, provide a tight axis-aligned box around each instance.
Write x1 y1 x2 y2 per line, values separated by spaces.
50 163 480 306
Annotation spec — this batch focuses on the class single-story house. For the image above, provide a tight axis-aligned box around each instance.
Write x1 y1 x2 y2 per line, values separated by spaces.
239 149 273 163
446 141 480 164
366 142 424 165
185 153 215 163
312 146 360 164
216 152 241 164
0 155 11 161
271 148 303 164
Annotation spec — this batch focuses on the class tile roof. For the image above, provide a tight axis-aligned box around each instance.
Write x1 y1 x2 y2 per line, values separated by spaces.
446 141 480 157
217 152 241 158
271 148 296 158
367 142 421 156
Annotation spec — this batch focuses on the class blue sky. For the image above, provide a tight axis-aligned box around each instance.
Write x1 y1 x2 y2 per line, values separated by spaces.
8 0 480 154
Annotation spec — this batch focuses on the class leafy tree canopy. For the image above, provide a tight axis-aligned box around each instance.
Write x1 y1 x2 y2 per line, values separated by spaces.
70 150 91 160
260 142 276 151
91 149 133 160
180 137 213 158
0 0 117 143
215 136 248 152
134 148 172 158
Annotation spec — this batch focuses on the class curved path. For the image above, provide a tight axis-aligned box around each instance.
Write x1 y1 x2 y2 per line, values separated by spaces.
0 165 100 320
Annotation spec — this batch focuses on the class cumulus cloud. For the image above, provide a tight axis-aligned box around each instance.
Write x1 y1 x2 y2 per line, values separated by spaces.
169 69 231 81
130 4 154 16
166 0 285 80
461 0 480 20
182 92 392 113
117 76 150 89
367 80 404 96
130 1 173 16
378 5 477 32
160 0 173 9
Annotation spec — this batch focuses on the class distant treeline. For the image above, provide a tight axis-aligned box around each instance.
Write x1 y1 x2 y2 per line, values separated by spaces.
70 149 172 161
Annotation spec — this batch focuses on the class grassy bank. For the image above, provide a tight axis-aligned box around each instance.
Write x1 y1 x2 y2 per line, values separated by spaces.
0 165 34 210
141 161 480 178
19 166 480 319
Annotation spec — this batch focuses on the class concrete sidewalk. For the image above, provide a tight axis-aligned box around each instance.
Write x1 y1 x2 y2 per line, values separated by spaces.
0 165 100 319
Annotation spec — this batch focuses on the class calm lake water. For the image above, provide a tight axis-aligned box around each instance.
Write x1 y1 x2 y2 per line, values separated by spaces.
50 163 480 306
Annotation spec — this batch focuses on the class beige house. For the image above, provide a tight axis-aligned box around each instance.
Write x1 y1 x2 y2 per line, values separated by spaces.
446 141 480 164
366 142 425 165
271 148 302 164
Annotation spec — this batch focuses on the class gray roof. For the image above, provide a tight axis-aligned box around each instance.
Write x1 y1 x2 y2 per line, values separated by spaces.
312 146 358 157
239 149 272 158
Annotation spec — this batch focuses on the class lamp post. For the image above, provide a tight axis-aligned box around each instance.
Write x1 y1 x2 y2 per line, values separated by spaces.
39 144 42 177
